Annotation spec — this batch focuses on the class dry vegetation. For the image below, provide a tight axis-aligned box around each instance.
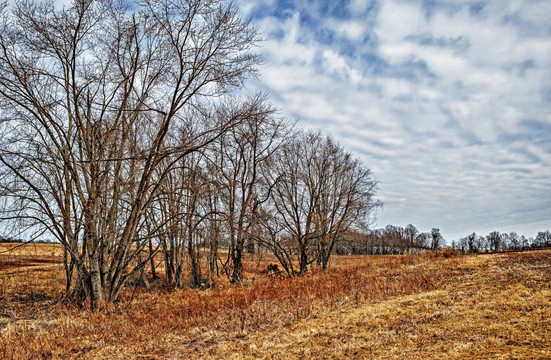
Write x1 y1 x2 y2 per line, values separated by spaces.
0 243 549 359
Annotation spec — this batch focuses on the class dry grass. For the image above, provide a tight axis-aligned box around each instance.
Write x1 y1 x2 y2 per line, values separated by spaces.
0 245 549 359
208 251 550 359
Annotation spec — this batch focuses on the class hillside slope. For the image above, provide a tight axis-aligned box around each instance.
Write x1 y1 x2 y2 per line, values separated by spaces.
1 248 549 359
188 251 551 359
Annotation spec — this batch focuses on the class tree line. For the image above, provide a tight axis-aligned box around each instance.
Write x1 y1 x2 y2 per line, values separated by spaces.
332 225 443 255
0 0 380 309
453 230 551 253
332 225 551 255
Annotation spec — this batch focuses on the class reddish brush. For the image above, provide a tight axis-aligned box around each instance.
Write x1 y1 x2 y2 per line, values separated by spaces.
1 244 549 359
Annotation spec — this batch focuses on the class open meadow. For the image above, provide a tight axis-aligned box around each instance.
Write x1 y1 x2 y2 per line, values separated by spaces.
0 1 549 359
0 243 549 359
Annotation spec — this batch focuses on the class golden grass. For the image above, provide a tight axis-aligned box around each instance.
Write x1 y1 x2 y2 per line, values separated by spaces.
0 242 64 257
206 251 550 359
0 245 549 359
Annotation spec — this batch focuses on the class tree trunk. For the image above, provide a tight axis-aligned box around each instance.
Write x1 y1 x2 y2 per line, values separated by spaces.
188 235 202 288
299 245 308 275
89 252 104 311
148 240 158 280
209 233 218 286
230 232 245 283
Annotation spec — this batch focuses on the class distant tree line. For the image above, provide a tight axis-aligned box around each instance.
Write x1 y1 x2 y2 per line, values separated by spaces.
332 226 551 255
0 235 52 244
333 224 443 255
453 230 551 253
0 235 23 243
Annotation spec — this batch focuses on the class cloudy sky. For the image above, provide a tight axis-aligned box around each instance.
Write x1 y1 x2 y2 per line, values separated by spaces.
236 0 551 241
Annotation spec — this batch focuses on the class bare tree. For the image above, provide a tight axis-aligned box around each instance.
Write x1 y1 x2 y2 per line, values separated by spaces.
152 98 272 288
0 0 260 309
211 97 289 282
152 149 209 289
500 232 511 250
268 131 380 274
534 230 551 248
256 206 296 277
487 231 502 252
467 232 478 253
314 142 380 268
508 232 520 250
416 232 429 250
404 224 419 250
430 228 443 250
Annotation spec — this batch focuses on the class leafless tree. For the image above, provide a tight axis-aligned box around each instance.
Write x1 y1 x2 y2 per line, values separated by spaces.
151 98 271 288
211 97 290 282
403 223 429 251
268 130 380 274
255 207 296 277
467 232 478 253
430 228 443 250
0 0 260 309
508 232 520 250
534 230 551 248
151 149 209 289
486 231 502 251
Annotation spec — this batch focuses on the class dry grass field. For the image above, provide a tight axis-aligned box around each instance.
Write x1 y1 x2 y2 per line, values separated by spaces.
0 243 549 359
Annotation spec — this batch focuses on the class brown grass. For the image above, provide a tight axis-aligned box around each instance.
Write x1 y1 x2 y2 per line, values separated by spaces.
0 245 549 359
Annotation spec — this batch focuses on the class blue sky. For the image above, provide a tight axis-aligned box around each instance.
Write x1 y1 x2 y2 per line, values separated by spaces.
237 0 551 241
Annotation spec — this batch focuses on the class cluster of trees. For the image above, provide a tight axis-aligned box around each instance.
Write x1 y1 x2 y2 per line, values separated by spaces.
0 235 22 243
334 226 551 255
333 225 444 255
0 235 51 243
0 0 380 309
454 230 551 253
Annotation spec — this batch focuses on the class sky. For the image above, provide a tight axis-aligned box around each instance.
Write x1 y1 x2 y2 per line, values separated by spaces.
236 0 551 241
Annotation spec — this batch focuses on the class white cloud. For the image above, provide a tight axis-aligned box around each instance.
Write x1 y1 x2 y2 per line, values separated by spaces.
322 49 362 84
245 0 551 241
348 0 371 14
336 21 366 42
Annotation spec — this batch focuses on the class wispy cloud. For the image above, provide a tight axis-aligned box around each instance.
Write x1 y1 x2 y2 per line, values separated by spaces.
239 0 551 240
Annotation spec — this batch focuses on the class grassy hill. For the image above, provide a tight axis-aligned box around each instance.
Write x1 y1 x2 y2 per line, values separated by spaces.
1 243 549 359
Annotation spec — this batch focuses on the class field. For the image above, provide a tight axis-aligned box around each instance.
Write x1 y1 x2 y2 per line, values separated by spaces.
0 243 549 359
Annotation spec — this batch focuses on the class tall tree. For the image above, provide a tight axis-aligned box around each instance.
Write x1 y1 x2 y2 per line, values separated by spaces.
430 228 443 250
404 224 419 249
508 232 520 250
212 98 289 282
0 0 260 309
535 230 551 248
487 231 502 251
468 232 477 253
269 131 380 274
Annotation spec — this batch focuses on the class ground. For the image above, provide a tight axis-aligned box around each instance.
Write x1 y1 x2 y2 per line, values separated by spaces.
0 244 549 359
